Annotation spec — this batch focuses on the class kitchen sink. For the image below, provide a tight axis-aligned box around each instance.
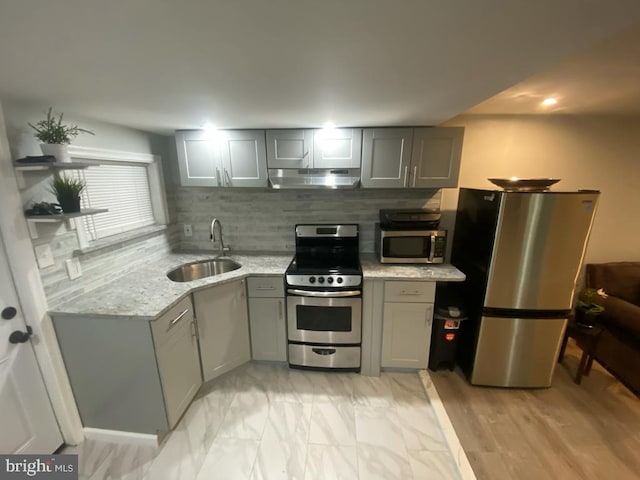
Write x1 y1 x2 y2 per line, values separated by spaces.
167 258 241 282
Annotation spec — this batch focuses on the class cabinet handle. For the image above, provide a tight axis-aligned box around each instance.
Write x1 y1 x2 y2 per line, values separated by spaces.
256 286 276 291
400 290 422 296
412 166 417 187
278 299 284 320
403 166 408 187
216 168 222 187
224 168 231 187
425 304 433 327
167 308 189 332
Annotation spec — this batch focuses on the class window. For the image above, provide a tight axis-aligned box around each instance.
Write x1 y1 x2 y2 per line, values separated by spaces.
81 163 156 240
68 146 168 247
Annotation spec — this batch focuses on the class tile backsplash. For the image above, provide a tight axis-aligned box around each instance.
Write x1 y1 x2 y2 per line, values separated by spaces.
170 187 442 253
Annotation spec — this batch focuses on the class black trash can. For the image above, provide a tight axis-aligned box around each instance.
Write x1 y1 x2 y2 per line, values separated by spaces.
429 303 467 371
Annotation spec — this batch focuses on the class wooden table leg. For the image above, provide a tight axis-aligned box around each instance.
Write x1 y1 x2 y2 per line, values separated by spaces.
585 356 594 376
575 351 589 384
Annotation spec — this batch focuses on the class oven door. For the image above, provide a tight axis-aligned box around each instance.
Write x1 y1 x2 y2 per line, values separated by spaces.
287 290 362 344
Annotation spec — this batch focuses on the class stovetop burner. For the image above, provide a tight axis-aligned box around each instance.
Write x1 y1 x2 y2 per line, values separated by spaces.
285 223 362 289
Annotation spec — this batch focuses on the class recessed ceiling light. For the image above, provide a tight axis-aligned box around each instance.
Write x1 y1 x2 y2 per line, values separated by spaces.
542 97 558 106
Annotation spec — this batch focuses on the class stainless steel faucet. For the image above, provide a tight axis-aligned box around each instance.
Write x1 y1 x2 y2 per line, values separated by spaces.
210 218 229 257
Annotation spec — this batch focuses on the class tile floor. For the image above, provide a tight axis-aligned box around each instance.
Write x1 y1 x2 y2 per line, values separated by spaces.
66 363 460 479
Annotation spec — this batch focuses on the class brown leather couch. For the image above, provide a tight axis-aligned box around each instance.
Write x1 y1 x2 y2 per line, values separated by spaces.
585 262 640 395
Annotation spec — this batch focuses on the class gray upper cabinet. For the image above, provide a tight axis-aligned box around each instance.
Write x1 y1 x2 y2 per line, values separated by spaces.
361 128 413 188
410 127 464 188
312 128 362 169
175 130 268 187
220 130 268 187
361 127 464 188
266 128 362 169
176 130 218 187
266 129 314 169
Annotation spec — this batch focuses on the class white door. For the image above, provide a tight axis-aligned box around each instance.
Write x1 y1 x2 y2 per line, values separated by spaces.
0 232 63 454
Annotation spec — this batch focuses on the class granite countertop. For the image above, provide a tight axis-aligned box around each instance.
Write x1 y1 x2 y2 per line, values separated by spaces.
361 253 466 282
49 252 293 321
50 252 465 321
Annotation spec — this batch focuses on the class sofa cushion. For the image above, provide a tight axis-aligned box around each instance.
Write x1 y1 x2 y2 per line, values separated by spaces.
599 295 640 343
586 262 640 306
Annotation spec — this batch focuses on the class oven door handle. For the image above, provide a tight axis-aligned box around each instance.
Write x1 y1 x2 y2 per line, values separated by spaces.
287 289 361 298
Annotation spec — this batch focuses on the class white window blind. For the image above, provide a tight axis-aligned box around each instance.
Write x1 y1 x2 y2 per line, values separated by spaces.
81 163 155 240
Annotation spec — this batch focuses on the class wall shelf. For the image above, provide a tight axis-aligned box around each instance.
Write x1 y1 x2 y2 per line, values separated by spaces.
25 208 108 223
14 161 93 171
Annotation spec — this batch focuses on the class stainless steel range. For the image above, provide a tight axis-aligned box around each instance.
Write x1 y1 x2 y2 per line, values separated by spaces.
286 224 362 371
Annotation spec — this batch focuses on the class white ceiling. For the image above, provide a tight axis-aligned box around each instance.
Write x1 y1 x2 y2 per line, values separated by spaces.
1 1 640 134
467 23 640 115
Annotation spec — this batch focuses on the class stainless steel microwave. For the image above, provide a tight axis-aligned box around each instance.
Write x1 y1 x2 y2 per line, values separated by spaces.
374 224 446 264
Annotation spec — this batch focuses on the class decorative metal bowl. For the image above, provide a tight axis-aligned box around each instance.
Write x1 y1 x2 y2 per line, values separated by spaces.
488 178 561 192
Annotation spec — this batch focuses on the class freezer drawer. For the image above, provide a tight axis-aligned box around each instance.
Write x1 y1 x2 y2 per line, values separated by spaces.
470 315 567 387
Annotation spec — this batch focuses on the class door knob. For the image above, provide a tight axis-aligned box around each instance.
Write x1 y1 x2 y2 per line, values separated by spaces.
2 306 17 320
9 326 33 344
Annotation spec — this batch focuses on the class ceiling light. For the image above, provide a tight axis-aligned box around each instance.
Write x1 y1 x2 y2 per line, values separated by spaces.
542 98 558 106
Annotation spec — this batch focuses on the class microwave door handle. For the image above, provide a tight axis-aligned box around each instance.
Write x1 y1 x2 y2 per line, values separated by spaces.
429 233 436 262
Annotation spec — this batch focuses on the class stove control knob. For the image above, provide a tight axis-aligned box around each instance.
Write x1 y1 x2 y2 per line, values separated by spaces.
337 277 343 284
327 277 334 284
318 276 325 284
308 276 316 284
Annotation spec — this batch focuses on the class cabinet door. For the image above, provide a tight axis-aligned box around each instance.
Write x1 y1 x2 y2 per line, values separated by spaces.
313 128 362 169
361 128 413 188
266 129 313 169
410 127 464 188
152 299 202 428
194 280 251 382
381 302 433 368
175 130 222 187
219 130 268 187
249 298 287 361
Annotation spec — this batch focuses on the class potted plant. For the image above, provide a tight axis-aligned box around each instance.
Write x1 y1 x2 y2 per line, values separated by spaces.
28 107 94 163
575 287 607 327
49 174 86 213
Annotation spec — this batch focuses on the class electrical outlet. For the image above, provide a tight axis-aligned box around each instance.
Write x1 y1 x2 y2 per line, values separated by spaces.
184 224 193 237
65 258 82 280
34 244 54 269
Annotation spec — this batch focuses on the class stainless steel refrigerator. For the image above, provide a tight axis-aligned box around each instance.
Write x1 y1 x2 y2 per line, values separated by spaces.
451 188 600 387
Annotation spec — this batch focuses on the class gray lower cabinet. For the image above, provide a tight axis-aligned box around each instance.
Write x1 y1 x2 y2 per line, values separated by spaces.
247 276 286 361
194 279 251 382
175 129 268 187
361 127 464 188
52 295 202 434
381 281 435 368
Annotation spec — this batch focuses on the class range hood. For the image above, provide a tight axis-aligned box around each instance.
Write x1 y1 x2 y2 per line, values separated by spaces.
268 168 361 189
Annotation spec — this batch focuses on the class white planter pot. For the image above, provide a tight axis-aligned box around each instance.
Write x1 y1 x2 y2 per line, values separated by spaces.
40 143 71 163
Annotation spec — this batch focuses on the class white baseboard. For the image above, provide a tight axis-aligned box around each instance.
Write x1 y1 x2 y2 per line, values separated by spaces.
83 427 158 450
419 370 477 480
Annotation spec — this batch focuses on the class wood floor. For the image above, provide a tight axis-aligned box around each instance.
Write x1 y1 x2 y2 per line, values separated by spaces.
430 340 640 480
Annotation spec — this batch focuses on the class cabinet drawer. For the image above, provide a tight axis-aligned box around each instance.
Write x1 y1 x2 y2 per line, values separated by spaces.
247 276 284 297
152 296 194 346
384 281 435 303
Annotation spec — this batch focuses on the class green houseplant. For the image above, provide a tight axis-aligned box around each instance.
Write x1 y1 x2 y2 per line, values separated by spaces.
575 287 607 327
28 107 94 163
50 174 86 213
